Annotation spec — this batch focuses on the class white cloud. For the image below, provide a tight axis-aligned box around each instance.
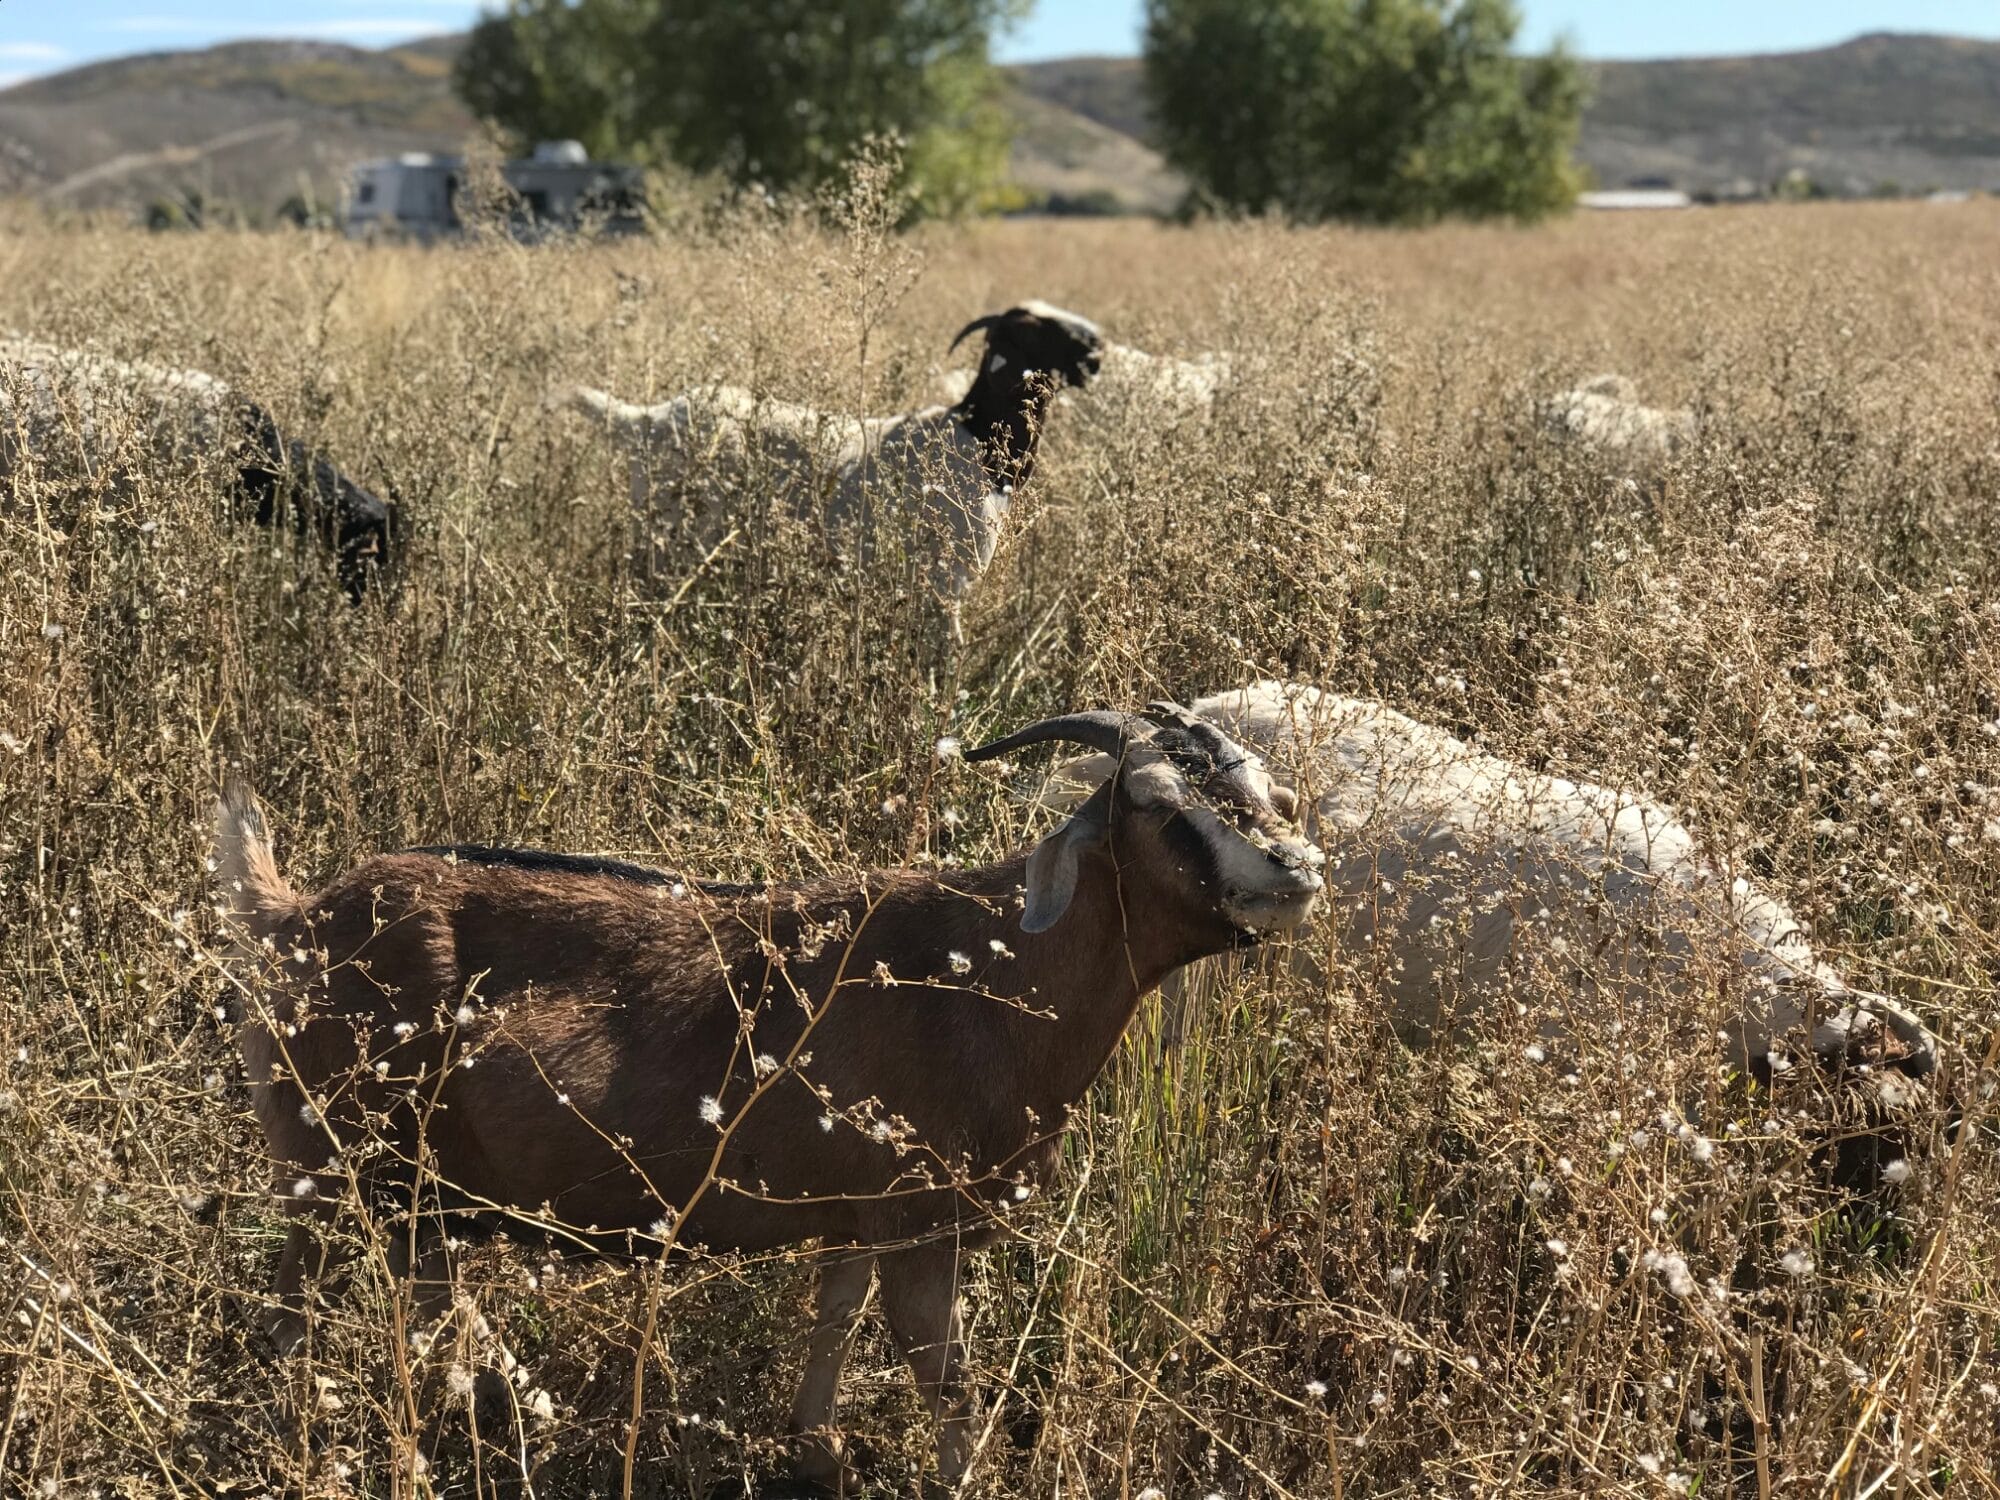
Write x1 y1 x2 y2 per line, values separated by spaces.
0 72 29 93
0 44 68 62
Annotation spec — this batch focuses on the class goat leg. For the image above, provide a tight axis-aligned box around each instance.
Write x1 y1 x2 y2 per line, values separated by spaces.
878 1242 974 1488
266 1178 343 1356
788 1252 876 1493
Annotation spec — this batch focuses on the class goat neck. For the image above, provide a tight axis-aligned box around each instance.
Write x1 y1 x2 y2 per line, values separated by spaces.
961 842 1219 1117
952 364 1060 495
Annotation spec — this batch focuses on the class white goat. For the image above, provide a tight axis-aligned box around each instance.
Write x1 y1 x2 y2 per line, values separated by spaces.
561 302 1103 619
0 335 397 600
1541 373 1697 467
1049 679 1940 1078
2 335 233 455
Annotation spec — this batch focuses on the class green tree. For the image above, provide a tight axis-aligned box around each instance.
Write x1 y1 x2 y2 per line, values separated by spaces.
454 0 1021 216
1144 0 1585 224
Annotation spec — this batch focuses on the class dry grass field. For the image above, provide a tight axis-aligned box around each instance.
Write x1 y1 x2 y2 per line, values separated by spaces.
3 193 1999 1497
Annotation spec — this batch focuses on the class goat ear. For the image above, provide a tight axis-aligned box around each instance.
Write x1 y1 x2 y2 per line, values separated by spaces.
1021 787 1110 934
1022 820 1089 934
1268 782 1300 823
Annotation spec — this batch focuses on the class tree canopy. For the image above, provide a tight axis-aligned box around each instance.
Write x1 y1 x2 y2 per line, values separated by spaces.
454 0 1021 215
1144 0 1585 224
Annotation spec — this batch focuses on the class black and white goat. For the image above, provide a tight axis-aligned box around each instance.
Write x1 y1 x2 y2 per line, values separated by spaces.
937 337 1230 423
0 336 398 601
560 302 1102 626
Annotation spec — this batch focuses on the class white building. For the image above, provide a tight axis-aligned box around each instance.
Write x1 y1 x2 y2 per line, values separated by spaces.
1577 189 1695 211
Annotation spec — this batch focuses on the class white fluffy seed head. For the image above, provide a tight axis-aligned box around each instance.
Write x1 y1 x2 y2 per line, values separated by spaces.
1642 1249 1696 1298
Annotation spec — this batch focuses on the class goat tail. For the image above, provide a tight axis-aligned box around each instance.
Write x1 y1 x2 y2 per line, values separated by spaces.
556 382 672 446
211 777 299 949
556 383 642 433
553 382 607 419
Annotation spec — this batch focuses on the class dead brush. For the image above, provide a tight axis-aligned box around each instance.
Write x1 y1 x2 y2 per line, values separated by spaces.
1 196 1997 1497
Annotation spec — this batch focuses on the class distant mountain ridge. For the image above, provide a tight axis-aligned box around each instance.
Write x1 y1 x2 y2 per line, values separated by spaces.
1016 34 2000 197
2 29 1997 214
0 40 475 208
1583 31 2000 193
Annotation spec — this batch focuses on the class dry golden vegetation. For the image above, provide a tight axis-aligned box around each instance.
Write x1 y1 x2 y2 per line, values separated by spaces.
4 192 2000 1497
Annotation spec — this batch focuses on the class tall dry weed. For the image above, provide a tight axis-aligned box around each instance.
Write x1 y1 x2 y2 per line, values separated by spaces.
2 200 1997 1496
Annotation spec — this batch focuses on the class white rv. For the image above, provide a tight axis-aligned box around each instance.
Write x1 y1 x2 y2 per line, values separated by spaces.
342 141 644 241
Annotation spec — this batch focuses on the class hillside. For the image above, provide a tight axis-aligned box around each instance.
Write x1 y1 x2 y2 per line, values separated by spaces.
0 36 1179 216
1015 35 2000 197
1010 56 1154 146
0 40 477 210
1002 80 1180 213
1583 32 2000 193
3 30 1999 215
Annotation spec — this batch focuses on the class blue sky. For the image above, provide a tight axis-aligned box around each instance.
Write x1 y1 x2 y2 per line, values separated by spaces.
6 1 2000 90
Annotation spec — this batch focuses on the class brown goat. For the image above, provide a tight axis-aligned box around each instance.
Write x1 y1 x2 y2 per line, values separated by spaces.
211 704 1322 1488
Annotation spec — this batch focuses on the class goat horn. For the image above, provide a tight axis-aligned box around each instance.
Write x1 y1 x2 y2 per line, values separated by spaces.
962 711 1151 762
1142 700 1201 728
948 313 1004 354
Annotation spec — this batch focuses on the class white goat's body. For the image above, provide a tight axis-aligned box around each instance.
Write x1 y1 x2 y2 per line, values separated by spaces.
567 382 1010 600
0 335 235 461
1542 374 1695 467
1050 680 1935 1072
1193 682 1830 1046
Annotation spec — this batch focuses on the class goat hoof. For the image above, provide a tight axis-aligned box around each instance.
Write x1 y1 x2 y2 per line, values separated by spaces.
257 1308 307 1362
787 1433 860 1497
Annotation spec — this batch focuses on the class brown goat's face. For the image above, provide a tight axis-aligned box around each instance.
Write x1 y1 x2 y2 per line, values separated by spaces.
1115 709 1324 938
976 703 1319 939
1025 714 1322 940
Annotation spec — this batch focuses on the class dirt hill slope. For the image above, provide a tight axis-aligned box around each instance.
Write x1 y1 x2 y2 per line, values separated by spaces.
4 30 1997 215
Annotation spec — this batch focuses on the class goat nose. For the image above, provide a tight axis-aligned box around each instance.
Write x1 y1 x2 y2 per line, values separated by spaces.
1266 846 1323 890
1268 839 1324 871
